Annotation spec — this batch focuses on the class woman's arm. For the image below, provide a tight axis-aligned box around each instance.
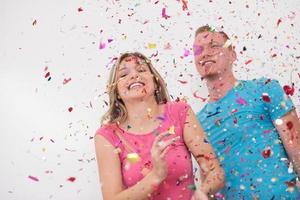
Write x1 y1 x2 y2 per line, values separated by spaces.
95 132 178 200
183 108 225 197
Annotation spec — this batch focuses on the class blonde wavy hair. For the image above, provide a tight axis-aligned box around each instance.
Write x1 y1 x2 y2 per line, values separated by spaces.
101 52 170 124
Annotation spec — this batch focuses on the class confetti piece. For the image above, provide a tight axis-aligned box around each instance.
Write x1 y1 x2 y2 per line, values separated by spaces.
28 175 39 182
261 93 271 102
99 42 106 49
68 107 73 112
126 153 140 163
283 84 295 96
168 125 175 134
63 78 72 85
223 39 232 48
187 184 196 190
193 44 202 56
178 80 188 84
161 8 170 19
245 59 252 65
181 0 188 11
32 19 37 26
193 91 207 102
262 149 271 158
286 121 293 130
277 18 282 27
67 177 76 182
183 48 190 57
148 43 156 49
44 72 50 78
147 108 152 118
78 7 83 12
275 119 283 125
236 97 247 105
107 38 113 43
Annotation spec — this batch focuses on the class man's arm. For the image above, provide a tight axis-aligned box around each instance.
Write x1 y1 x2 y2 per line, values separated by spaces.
274 109 300 178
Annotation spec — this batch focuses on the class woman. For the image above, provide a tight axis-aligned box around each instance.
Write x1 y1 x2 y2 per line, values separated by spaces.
94 52 224 200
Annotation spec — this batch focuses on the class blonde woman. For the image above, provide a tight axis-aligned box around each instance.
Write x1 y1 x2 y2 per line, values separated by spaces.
94 52 224 200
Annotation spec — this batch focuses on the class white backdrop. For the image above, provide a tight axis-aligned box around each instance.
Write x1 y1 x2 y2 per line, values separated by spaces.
1 0 300 199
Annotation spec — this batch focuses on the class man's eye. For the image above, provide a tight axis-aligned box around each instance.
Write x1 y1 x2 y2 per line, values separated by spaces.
138 68 146 72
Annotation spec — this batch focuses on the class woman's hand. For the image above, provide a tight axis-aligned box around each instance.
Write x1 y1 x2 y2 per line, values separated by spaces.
191 189 209 200
150 132 180 182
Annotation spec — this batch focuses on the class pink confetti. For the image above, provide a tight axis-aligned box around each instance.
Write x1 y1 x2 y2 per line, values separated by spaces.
236 97 247 105
162 8 170 19
178 80 188 84
181 0 188 11
28 175 39 182
183 48 190 57
63 78 72 85
193 91 207 102
99 42 106 49
245 59 252 65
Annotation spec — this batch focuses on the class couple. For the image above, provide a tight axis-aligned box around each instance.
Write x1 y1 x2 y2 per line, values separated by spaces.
94 25 300 199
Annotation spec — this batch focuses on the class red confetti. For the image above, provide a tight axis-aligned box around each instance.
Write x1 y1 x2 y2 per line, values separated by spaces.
245 59 252 65
67 177 76 182
78 7 83 12
262 149 271 158
68 107 73 112
28 175 39 182
262 94 271 102
277 18 282 27
286 121 293 130
283 84 295 96
44 72 50 78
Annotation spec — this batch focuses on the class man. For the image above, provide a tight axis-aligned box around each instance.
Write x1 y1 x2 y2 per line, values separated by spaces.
193 25 300 199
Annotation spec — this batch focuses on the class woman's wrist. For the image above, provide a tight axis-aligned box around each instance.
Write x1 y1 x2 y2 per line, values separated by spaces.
149 171 164 185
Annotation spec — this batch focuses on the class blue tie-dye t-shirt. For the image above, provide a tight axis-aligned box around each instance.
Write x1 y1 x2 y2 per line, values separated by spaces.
197 78 300 199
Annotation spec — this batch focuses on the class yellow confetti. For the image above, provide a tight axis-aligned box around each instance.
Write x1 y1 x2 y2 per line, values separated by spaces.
168 125 175 134
148 43 156 49
147 108 152 119
126 153 140 163
222 39 232 48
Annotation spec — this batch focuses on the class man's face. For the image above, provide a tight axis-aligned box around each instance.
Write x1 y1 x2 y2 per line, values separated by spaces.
193 31 236 79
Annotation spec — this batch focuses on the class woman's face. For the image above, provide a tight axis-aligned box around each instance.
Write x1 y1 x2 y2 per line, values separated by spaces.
116 56 156 103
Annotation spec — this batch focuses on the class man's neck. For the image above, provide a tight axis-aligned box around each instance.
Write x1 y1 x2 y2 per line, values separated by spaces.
205 72 237 102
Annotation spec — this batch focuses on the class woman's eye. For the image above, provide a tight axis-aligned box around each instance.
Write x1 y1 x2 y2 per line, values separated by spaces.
119 73 128 78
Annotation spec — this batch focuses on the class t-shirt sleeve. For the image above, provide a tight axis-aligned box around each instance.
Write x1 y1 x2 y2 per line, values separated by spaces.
259 78 295 121
94 125 121 148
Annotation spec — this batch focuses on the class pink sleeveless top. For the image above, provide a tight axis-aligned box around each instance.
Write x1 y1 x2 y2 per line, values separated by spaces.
95 101 195 199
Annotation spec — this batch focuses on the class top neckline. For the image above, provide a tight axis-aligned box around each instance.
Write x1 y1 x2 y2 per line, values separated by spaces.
116 103 168 136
